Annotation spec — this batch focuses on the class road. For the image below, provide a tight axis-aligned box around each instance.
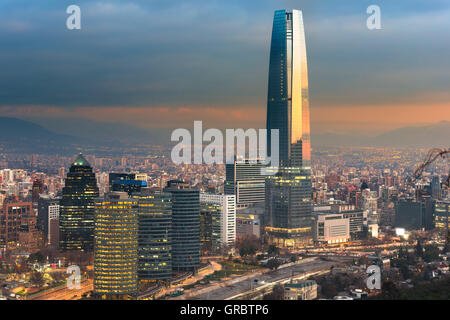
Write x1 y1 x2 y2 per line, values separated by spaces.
179 257 351 300
154 261 222 299
28 279 93 300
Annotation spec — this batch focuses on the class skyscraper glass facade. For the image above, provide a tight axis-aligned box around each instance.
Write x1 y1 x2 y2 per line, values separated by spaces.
225 159 266 208
164 181 200 271
133 193 172 281
265 10 313 247
94 193 138 299
60 153 99 251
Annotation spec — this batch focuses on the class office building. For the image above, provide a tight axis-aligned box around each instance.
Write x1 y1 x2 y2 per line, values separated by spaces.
0 196 33 250
37 195 60 240
314 212 350 244
395 199 422 230
284 280 317 300
31 179 44 204
112 179 147 196
200 193 236 248
314 204 368 240
200 202 222 251
431 176 442 200
48 203 60 247
164 180 200 272
434 200 449 233
108 173 135 189
224 159 266 208
236 206 262 239
264 9 313 248
94 192 138 299
60 153 99 251
132 193 172 281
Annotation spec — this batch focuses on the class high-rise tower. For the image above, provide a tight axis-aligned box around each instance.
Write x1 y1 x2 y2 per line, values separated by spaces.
265 10 313 248
94 192 138 299
60 153 99 251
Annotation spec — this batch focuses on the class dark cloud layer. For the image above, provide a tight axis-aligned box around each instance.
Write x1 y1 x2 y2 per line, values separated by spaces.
0 0 449 113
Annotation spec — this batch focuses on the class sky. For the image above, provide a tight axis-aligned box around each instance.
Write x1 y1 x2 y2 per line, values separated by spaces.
0 0 449 135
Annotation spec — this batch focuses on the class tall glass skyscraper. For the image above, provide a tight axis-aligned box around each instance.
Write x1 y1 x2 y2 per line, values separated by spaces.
265 10 313 248
60 153 99 251
132 192 172 282
164 180 200 272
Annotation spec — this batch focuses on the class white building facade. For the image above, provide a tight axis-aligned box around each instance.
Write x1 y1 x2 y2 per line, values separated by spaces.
200 193 236 247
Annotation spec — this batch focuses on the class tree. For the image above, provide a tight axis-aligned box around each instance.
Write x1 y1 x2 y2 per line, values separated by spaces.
266 258 281 270
28 251 45 264
263 284 284 300
423 245 440 262
30 271 45 287
267 245 280 256
380 280 401 300
321 282 338 298
415 239 424 258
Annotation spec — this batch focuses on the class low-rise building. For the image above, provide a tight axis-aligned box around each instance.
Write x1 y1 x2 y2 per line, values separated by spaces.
284 280 317 300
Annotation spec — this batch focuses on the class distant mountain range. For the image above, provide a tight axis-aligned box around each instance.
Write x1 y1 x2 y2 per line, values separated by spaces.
312 121 450 148
0 116 448 154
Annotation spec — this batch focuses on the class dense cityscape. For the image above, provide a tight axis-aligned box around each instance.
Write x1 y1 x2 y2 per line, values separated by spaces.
0 2 449 307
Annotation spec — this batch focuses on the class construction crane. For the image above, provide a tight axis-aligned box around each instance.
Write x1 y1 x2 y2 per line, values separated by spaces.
413 148 450 188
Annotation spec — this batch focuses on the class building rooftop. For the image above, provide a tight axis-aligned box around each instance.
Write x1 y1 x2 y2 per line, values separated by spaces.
71 152 90 167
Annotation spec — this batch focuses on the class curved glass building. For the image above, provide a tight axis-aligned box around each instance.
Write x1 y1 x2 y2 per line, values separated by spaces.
265 10 313 248
132 193 172 281
94 192 138 299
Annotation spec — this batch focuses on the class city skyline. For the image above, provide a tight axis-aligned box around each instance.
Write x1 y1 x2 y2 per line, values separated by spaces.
0 2 448 304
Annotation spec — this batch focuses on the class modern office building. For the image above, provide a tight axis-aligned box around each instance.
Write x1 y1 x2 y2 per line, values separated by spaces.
264 9 313 248
200 193 236 248
284 280 317 300
31 179 44 204
395 198 423 230
94 192 138 299
132 192 172 282
434 200 449 233
164 180 200 272
48 203 60 247
0 196 33 249
112 179 147 196
236 205 263 239
37 195 60 240
200 202 222 251
314 204 368 240
313 212 350 244
108 173 135 189
431 176 442 200
224 159 266 208
60 153 99 251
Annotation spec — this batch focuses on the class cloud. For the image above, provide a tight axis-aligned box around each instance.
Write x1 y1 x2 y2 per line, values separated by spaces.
0 0 448 134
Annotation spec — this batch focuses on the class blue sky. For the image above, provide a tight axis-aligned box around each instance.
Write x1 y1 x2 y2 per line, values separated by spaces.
0 0 449 133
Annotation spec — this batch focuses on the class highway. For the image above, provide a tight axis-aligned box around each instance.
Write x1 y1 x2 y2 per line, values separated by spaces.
28 279 93 300
177 256 352 300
